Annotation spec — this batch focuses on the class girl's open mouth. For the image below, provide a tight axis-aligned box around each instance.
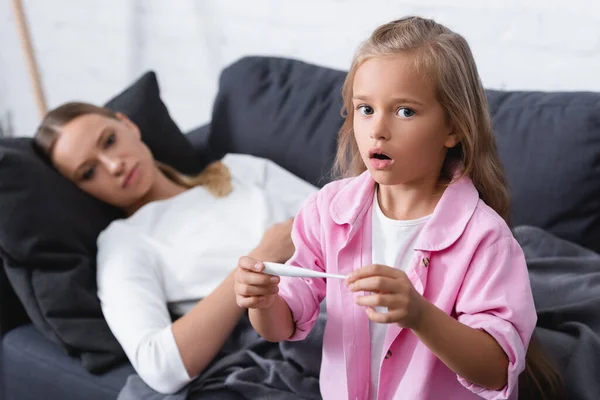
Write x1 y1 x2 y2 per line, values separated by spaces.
369 149 394 170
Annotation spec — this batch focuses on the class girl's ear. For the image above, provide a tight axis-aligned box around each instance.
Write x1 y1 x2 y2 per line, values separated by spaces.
444 124 461 149
115 112 142 139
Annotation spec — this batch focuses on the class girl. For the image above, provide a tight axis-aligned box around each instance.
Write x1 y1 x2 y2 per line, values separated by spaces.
34 102 318 397
234 17 561 399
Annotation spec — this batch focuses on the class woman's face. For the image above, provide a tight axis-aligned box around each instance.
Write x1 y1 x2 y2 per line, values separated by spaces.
51 113 156 209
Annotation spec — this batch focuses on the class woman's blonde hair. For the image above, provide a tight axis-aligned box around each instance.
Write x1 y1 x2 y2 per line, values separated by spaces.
155 160 231 197
336 16 509 220
336 16 563 399
33 102 232 198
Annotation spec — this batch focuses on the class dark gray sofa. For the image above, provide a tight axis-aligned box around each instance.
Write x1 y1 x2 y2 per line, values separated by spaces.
1 55 599 399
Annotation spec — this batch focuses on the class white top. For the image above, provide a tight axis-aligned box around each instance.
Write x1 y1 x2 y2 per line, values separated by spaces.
96 154 317 394
369 190 429 400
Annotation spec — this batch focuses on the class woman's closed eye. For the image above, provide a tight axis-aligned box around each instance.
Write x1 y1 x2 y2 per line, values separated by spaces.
396 107 416 118
78 132 115 181
104 132 116 148
81 165 96 181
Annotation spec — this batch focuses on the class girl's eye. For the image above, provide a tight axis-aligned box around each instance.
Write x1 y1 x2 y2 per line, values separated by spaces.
82 166 96 181
397 107 416 118
358 105 374 116
105 133 116 148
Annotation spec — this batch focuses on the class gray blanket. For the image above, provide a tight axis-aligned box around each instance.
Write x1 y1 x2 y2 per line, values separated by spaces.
514 226 600 400
118 305 325 400
119 226 600 400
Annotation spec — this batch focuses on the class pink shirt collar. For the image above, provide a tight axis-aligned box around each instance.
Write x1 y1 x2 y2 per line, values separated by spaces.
329 171 480 251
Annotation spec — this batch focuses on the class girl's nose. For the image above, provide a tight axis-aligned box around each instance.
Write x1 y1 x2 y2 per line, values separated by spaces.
370 130 390 141
369 115 391 141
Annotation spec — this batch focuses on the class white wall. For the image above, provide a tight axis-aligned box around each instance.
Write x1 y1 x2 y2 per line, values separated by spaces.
1 0 599 138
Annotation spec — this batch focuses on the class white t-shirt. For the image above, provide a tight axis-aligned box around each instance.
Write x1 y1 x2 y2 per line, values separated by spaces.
370 190 430 400
96 154 317 394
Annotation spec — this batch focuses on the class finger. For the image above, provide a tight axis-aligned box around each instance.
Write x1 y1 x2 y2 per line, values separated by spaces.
348 276 400 293
365 307 405 324
243 294 278 309
346 264 404 283
354 293 399 308
237 269 280 286
236 282 279 297
238 256 264 272
237 295 268 309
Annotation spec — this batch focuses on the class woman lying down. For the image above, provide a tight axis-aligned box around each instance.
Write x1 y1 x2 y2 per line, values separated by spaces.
34 102 322 400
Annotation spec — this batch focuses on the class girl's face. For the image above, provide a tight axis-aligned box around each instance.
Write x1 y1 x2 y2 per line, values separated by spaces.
352 54 460 187
51 113 157 209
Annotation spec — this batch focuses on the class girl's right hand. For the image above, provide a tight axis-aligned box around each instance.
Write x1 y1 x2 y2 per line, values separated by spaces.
234 256 280 309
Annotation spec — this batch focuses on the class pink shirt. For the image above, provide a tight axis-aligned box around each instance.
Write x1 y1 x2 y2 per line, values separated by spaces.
278 171 537 400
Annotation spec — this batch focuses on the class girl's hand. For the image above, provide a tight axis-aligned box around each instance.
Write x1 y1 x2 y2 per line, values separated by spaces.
346 264 426 329
234 256 280 309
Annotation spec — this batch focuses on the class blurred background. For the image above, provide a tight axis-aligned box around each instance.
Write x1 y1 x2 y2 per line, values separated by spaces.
1 0 599 138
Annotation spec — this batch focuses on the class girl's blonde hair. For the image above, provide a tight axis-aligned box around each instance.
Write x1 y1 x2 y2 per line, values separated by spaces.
335 16 509 220
33 102 232 198
336 16 563 399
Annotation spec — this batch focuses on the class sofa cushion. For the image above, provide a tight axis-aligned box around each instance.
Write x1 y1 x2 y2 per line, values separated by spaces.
104 72 207 174
186 123 220 167
209 56 600 253
209 56 345 187
1 324 250 400
487 90 600 253
0 71 207 373
2 324 135 400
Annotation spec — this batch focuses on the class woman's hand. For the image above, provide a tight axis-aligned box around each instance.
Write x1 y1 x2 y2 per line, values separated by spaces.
346 264 426 329
254 218 295 263
234 257 280 309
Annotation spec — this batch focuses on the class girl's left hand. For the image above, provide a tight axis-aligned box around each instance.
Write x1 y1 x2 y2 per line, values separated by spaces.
346 264 426 330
